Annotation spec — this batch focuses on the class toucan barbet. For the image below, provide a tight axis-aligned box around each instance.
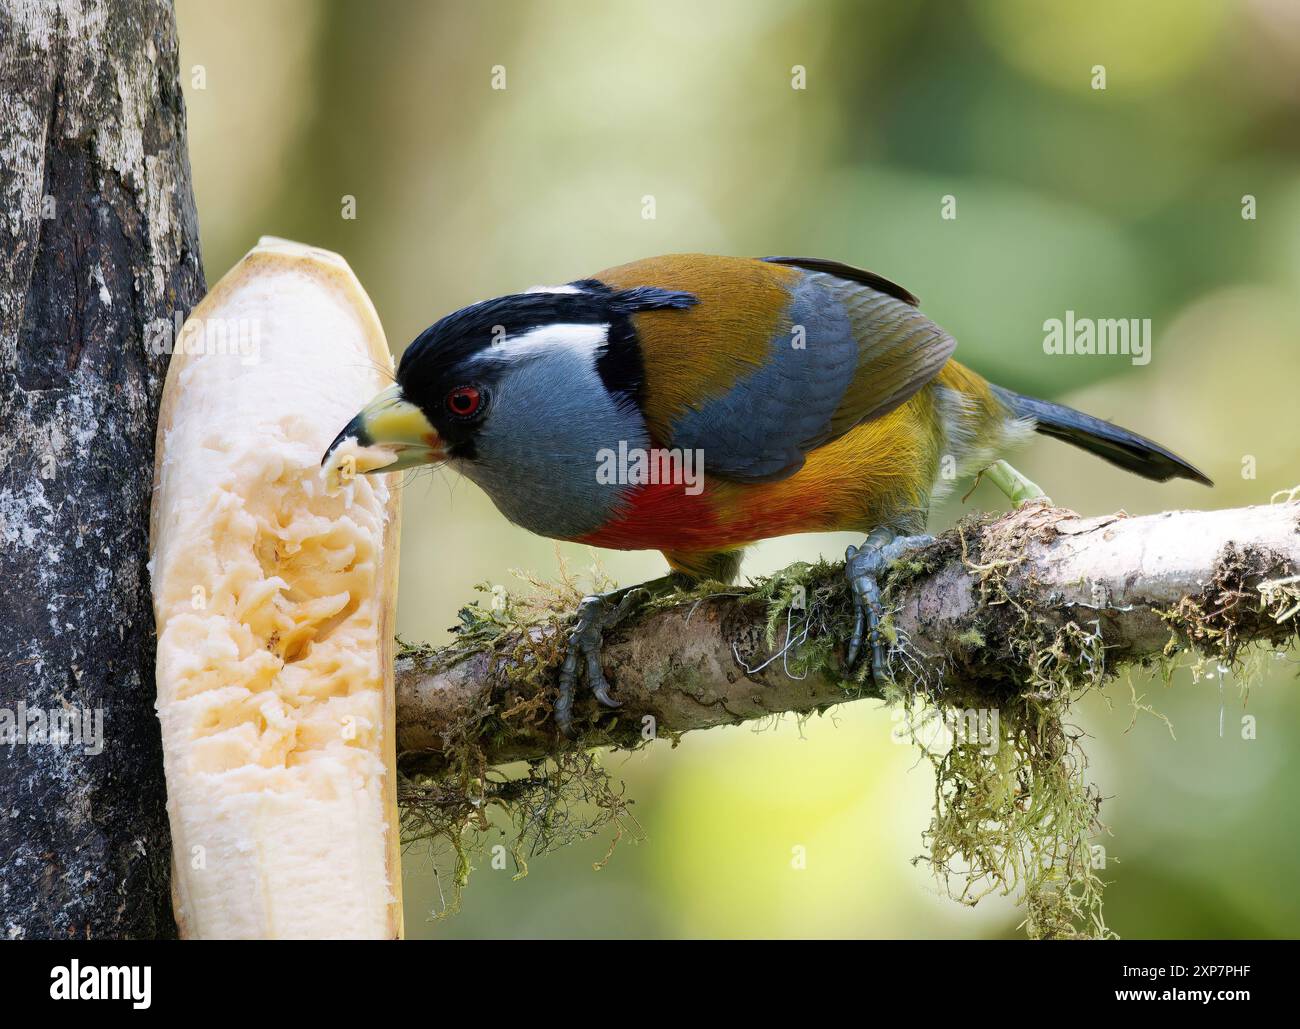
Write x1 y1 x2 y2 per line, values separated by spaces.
324 254 1211 734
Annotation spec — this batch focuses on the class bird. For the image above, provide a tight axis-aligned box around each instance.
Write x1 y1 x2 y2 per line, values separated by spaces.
323 254 1212 735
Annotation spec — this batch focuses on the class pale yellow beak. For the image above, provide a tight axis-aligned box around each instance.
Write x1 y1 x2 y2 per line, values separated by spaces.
322 384 445 472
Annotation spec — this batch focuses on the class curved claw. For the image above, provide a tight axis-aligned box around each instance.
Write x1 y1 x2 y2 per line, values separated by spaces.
584 634 620 710
591 676 621 710
844 531 934 681
555 592 631 737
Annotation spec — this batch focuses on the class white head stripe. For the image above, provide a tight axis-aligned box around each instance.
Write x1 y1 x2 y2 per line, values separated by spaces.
493 322 609 358
522 284 584 295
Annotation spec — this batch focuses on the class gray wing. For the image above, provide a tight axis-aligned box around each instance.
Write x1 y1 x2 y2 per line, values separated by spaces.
666 260 955 482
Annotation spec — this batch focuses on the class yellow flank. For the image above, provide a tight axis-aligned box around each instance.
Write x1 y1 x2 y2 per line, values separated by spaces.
595 254 802 442
934 359 1008 445
934 359 992 403
695 359 1002 544
709 388 944 538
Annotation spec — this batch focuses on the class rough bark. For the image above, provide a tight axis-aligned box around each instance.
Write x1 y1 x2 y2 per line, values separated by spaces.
396 501 1300 776
0 0 203 939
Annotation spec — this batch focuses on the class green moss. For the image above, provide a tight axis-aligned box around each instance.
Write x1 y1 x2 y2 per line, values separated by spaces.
396 511 1297 937
862 516 1114 938
398 571 641 915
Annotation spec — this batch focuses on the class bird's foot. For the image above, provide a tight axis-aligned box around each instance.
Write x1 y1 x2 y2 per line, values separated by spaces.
845 528 935 681
555 587 644 737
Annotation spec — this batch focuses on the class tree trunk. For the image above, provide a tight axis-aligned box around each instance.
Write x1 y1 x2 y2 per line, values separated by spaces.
0 0 202 939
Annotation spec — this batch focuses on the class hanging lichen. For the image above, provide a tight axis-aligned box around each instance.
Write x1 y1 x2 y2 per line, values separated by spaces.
396 562 646 916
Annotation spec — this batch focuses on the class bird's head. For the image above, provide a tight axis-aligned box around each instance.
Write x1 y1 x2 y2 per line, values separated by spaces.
322 281 696 478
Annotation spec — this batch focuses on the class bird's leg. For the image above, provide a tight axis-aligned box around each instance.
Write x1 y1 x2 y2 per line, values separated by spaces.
555 575 679 737
983 459 1048 506
845 528 935 681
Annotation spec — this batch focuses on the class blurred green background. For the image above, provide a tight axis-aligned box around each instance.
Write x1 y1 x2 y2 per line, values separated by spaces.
175 0 1300 938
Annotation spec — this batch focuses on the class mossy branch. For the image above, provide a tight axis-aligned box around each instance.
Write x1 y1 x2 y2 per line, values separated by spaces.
396 499 1300 777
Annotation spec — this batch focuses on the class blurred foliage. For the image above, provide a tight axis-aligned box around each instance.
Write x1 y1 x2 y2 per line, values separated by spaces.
177 0 1300 938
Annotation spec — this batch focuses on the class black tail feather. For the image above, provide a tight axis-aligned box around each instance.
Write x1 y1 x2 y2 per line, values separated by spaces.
990 384 1213 487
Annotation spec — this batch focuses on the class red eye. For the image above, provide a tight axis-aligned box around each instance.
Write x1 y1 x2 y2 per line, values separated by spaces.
445 385 482 417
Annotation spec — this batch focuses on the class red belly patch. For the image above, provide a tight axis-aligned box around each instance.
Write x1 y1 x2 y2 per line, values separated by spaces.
575 479 838 553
